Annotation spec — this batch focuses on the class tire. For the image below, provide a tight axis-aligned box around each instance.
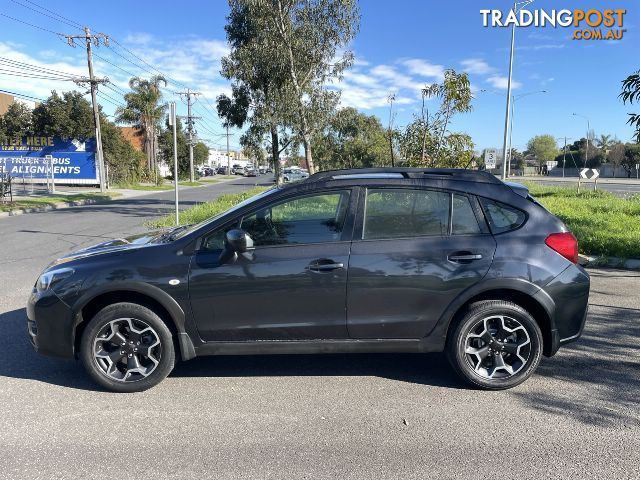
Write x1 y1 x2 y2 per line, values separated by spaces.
80 302 175 393
447 300 543 390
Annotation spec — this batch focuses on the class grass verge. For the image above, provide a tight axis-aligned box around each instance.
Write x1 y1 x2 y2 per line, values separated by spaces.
524 182 640 258
0 192 119 212
113 181 205 191
150 186 268 228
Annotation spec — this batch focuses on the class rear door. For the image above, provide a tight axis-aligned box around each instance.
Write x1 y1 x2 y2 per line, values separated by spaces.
346 187 496 339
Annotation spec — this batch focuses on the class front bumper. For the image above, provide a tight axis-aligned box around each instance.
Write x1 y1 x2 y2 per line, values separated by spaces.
26 288 76 358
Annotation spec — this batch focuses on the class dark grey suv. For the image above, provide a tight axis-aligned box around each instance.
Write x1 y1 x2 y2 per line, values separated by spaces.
27 168 590 392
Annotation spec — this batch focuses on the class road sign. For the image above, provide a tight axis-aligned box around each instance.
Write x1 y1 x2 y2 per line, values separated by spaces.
580 168 599 180
484 148 497 169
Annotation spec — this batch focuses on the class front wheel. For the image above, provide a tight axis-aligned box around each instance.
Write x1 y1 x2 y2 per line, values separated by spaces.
80 302 175 393
447 300 543 390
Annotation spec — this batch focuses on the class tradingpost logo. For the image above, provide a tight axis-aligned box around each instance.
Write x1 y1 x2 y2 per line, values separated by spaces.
480 7 626 40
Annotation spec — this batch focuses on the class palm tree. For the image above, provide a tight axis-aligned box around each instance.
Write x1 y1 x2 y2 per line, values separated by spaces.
596 134 613 160
115 75 167 171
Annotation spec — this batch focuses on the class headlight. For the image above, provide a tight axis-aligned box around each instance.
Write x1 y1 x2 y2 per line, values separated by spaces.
36 267 75 293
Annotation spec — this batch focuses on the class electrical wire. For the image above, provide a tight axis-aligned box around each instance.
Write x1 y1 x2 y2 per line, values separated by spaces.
0 11 64 35
8 0 83 30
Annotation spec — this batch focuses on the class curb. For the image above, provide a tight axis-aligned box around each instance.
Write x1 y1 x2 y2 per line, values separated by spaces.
578 254 640 271
0 198 107 218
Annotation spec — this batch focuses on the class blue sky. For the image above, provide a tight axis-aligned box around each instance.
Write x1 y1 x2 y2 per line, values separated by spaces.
0 0 638 152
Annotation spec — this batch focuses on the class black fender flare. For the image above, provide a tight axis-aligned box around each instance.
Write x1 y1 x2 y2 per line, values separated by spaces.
426 277 557 349
71 282 196 361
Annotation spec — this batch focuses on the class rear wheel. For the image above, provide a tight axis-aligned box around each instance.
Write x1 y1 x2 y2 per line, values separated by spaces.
447 300 543 390
80 302 175 393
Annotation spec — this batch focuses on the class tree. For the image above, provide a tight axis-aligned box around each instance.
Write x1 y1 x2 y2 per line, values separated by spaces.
608 142 625 177
623 144 640 177
193 142 209 166
0 102 33 137
596 134 613 158
268 0 360 174
218 1 297 182
620 70 640 142
100 118 148 185
115 75 167 171
312 107 388 170
399 70 474 168
32 91 94 139
526 135 559 169
158 117 190 179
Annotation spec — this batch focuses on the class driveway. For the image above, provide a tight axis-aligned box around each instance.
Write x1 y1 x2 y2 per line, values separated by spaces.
0 177 638 479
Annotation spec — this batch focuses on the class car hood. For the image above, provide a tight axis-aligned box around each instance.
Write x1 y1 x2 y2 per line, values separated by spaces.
48 230 167 267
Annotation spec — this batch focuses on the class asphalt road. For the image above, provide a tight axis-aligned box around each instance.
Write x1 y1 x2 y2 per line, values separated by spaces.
0 177 638 479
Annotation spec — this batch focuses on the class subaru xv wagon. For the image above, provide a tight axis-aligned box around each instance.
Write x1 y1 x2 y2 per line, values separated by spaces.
27 168 590 392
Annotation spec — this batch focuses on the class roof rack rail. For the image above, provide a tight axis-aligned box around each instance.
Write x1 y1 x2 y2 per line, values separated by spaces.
304 168 502 184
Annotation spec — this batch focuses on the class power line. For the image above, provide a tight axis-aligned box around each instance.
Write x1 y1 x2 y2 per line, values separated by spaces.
8 0 83 30
0 56 78 77
0 88 45 102
92 52 139 81
0 11 64 36
15 0 83 29
0 69 76 81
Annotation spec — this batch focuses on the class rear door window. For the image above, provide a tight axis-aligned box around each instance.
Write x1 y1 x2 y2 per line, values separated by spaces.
452 194 481 235
363 189 450 239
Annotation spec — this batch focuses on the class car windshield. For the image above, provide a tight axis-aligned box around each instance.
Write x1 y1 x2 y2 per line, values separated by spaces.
170 187 280 240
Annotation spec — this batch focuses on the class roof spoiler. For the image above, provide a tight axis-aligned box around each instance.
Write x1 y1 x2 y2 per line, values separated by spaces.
505 181 529 198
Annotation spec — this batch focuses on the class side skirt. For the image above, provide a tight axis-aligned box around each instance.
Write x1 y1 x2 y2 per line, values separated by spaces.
193 338 443 357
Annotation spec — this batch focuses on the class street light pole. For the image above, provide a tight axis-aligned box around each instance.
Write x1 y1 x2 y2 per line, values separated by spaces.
507 90 547 176
500 1 517 181
572 113 591 166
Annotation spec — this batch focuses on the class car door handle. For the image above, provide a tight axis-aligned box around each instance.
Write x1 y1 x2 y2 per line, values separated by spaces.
448 253 483 262
307 262 345 272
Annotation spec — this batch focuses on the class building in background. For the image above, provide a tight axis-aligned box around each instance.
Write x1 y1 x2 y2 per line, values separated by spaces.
0 92 38 115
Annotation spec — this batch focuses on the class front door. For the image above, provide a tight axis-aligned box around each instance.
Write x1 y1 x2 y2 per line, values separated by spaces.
189 189 354 341
347 188 496 339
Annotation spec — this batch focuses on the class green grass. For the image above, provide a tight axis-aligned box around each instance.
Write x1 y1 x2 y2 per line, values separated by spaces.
113 181 207 191
150 186 268 228
0 192 119 212
524 182 640 258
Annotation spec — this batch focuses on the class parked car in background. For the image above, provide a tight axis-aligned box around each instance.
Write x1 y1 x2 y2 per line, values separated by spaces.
283 167 309 183
244 167 257 177
217 166 230 175
198 166 215 177
232 164 245 175
28 167 589 392
258 166 267 175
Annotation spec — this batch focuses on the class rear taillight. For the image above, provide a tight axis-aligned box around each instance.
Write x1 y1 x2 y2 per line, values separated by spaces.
545 232 578 264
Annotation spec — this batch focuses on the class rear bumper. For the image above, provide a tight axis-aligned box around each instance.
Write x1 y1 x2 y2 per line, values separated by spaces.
26 288 76 359
537 264 590 355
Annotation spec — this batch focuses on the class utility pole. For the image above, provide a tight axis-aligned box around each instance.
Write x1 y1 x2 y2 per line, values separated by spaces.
176 89 201 182
387 93 396 167
226 124 231 175
169 102 179 226
501 1 517 181
67 27 109 192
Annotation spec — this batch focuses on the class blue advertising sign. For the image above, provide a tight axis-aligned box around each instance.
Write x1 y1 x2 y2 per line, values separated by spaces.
0 136 98 184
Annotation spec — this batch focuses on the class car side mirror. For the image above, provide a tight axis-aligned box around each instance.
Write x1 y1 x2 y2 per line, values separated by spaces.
225 228 254 253
219 229 255 264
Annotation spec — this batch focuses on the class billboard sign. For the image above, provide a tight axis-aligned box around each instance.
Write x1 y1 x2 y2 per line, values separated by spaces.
0 135 98 184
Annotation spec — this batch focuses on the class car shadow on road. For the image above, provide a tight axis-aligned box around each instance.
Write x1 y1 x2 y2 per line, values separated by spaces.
0 308 99 391
171 351 466 389
510 304 640 428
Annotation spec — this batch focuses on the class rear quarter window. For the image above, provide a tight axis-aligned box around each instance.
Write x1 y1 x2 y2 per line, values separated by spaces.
479 198 526 234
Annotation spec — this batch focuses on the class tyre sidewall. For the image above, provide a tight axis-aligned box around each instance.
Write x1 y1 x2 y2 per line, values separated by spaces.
80 302 175 393
448 301 543 390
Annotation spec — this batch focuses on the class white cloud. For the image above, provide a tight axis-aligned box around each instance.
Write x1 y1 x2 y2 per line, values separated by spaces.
460 58 494 75
401 58 445 80
486 75 522 90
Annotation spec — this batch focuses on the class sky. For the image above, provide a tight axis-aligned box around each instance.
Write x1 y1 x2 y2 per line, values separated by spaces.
0 0 638 153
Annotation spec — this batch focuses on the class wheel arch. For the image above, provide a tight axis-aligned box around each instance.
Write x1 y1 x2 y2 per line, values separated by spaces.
72 283 196 361
434 280 557 356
